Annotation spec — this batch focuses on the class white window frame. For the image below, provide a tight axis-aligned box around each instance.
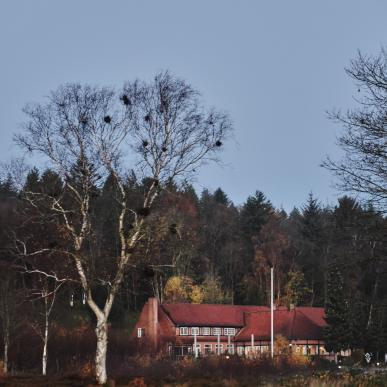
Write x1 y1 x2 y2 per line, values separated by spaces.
212 327 222 336
179 327 188 336
224 328 236 336
226 344 234 354
215 344 223 353
137 327 144 338
191 327 200 336
204 344 212 354
202 327 211 336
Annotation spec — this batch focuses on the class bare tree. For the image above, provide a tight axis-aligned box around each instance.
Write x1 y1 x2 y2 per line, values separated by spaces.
27 273 64 376
0 265 22 375
13 232 69 376
16 72 231 384
323 49 387 209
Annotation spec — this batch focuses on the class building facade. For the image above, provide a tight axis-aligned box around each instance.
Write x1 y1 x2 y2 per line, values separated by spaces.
132 298 328 357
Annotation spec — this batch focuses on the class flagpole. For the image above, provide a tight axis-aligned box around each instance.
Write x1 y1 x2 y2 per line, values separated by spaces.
271 266 274 359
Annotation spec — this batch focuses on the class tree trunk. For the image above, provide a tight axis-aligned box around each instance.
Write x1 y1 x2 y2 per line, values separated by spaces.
367 269 379 329
42 315 49 375
95 318 108 385
3 334 8 375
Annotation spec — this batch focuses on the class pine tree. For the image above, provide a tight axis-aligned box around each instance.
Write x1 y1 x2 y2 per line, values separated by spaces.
213 188 229 206
0 174 16 199
284 270 312 307
324 265 351 352
240 191 272 238
23 167 40 193
298 193 328 306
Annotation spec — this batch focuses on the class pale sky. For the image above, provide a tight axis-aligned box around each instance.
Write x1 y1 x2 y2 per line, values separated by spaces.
1 1 387 211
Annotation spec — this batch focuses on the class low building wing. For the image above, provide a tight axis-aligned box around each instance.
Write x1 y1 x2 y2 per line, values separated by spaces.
236 307 326 342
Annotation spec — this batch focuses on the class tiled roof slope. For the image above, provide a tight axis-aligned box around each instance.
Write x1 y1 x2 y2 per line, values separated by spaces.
236 307 326 341
161 303 269 327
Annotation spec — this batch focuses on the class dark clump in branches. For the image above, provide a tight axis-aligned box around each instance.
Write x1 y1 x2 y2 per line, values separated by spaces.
121 94 131 106
137 207 151 217
104 116 111 124
169 223 178 234
143 267 154 278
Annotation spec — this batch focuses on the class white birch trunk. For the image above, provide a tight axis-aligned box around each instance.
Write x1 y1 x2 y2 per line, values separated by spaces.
42 315 49 376
3 336 8 375
95 317 108 385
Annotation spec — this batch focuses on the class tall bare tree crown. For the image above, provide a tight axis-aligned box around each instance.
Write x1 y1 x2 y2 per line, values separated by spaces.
323 49 387 210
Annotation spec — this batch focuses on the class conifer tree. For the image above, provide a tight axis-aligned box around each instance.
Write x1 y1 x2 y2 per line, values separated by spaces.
324 264 351 352
213 188 229 206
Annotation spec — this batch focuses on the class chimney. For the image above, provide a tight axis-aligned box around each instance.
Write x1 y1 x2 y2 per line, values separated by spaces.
149 297 158 324
147 297 158 349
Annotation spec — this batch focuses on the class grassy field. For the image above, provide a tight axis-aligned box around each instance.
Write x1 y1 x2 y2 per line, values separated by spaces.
1 356 387 386
2 371 387 386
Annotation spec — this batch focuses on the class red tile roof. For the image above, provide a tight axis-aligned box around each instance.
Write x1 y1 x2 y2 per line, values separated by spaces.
236 307 326 341
161 303 270 327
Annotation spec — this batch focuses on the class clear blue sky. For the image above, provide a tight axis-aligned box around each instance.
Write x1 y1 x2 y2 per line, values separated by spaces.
1 1 386 211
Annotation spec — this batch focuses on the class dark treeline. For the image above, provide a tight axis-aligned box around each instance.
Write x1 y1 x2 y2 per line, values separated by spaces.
1 168 387 373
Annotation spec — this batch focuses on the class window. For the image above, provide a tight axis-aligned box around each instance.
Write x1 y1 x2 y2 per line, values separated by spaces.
191 327 200 336
137 328 145 338
193 344 201 356
180 327 188 336
212 327 222 336
204 344 212 354
202 327 211 336
226 344 234 354
224 328 236 336
215 344 223 354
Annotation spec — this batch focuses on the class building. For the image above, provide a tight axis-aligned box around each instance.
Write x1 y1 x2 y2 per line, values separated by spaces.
132 298 328 357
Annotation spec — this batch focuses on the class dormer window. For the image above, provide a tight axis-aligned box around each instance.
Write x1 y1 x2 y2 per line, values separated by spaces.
179 327 188 336
191 327 200 336
212 327 222 336
202 327 211 335
224 328 236 336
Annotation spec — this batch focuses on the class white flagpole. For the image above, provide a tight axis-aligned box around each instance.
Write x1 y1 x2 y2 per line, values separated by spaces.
217 333 220 355
271 266 274 359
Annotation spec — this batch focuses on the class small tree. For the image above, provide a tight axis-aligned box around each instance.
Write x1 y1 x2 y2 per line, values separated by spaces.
283 270 312 307
274 334 290 356
164 276 193 303
27 273 64 375
16 72 231 384
0 264 22 375
201 276 230 304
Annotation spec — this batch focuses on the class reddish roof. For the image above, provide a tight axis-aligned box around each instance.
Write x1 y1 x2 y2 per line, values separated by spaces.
236 307 326 341
161 303 269 327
